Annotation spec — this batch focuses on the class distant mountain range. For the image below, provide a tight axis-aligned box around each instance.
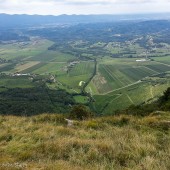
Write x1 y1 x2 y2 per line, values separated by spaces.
1 13 170 28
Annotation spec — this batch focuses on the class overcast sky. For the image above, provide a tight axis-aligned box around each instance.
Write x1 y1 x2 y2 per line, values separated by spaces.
0 0 170 15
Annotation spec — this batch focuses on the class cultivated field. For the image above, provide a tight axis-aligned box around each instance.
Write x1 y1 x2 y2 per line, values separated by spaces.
57 61 95 93
0 37 170 114
0 38 93 92
86 57 170 114
87 58 170 94
0 38 53 60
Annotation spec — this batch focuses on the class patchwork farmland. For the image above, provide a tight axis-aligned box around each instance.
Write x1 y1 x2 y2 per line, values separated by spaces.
0 38 96 94
87 58 170 95
0 36 170 115
86 58 170 114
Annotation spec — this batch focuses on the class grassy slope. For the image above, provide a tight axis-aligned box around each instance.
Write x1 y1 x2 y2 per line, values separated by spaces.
0 112 169 170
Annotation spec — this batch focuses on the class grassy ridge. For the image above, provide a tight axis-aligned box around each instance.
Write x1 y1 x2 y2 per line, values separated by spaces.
0 112 169 170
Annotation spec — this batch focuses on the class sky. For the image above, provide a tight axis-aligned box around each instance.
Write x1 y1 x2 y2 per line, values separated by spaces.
0 0 170 15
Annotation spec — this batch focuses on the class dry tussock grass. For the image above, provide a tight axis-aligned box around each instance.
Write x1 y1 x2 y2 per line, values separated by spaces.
0 113 169 170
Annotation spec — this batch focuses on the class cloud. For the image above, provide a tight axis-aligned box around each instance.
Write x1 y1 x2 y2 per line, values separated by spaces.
0 0 170 15
0 0 168 6
61 0 152 5
54 0 170 5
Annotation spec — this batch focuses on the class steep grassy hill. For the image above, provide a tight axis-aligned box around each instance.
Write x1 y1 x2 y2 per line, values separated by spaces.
0 112 169 170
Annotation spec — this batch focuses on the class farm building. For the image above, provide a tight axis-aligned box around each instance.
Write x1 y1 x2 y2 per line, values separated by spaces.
136 59 148 62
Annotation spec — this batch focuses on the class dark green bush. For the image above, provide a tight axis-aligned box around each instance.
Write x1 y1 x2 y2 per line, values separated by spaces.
69 105 93 120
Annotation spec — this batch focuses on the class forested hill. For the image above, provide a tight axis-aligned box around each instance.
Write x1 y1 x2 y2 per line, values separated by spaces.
1 13 170 28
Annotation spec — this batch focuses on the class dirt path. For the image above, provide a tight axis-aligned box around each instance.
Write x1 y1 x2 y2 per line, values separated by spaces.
150 85 154 98
126 94 134 104
100 80 142 95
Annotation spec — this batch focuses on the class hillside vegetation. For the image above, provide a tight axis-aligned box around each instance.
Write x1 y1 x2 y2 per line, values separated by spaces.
0 87 170 169
0 111 169 170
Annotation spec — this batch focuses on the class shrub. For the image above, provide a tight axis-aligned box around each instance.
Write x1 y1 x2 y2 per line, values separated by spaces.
69 105 93 120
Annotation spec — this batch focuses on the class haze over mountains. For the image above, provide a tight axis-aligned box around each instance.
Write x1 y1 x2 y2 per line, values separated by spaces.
1 13 170 28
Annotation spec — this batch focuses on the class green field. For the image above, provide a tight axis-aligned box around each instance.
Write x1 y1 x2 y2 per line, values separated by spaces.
73 95 89 104
57 61 95 92
87 58 170 95
0 38 95 96
0 39 53 60
28 51 76 62
0 76 34 89
85 57 170 114
32 62 66 75
92 76 170 114
153 56 170 65
0 38 170 115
